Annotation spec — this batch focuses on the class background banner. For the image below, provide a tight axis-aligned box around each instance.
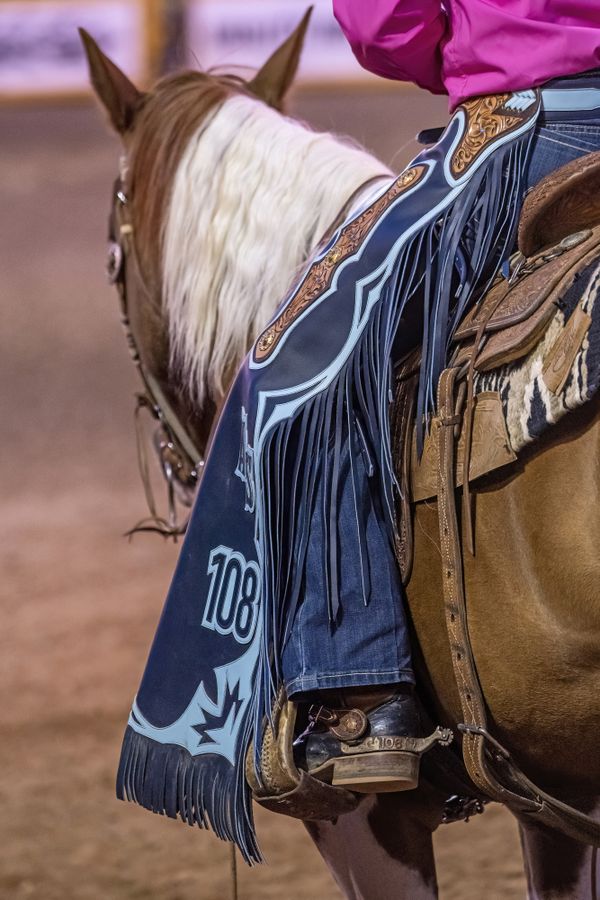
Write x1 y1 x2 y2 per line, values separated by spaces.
0 0 156 100
186 0 378 86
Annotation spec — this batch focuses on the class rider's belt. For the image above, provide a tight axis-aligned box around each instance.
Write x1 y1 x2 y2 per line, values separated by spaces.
540 69 600 122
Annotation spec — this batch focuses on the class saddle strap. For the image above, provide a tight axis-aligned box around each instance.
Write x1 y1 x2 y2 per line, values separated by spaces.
436 366 600 846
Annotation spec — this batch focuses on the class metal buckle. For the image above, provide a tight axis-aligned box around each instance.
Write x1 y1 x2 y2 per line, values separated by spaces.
153 425 198 507
507 229 592 286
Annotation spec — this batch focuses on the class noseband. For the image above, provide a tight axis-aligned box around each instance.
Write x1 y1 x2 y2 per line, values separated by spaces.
107 161 204 537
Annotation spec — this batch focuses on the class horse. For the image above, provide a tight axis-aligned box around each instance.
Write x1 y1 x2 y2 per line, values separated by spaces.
81 19 600 899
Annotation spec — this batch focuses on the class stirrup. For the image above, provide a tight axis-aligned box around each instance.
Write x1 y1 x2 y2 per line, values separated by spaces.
245 694 359 821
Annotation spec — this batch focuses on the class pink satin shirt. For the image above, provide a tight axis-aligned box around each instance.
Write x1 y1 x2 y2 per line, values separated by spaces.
333 1 600 109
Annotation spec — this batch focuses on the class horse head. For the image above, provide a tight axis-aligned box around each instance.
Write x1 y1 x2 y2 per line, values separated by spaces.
80 15 388 530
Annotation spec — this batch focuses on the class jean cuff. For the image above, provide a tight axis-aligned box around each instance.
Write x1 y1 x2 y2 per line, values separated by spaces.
285 667 415 699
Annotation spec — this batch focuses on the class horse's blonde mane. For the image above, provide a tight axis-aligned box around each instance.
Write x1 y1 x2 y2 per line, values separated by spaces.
162 93 390 408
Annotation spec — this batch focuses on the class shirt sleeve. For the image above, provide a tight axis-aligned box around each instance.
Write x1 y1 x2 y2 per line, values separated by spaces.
333 0 448 95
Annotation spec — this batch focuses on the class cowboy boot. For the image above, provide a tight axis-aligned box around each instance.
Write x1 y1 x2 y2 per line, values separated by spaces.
293 684 452 793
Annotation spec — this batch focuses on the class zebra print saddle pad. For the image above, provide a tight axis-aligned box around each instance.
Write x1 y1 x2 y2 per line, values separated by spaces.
399 237 600 506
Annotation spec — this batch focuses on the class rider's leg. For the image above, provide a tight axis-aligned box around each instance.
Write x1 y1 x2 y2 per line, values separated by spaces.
526 70 600 192
279 380 421 791
284 76 600 794
281 433 414 699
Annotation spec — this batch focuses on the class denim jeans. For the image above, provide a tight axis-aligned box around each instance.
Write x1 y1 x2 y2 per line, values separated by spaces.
281 113 600 700
527 119 600 191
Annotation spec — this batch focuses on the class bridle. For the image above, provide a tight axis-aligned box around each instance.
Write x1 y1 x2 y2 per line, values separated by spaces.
107 158 204 538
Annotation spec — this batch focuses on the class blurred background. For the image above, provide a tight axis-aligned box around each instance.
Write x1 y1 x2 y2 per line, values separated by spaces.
2 0 526 897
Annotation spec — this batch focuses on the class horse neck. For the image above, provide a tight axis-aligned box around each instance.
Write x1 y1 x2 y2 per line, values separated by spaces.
161 93 391 408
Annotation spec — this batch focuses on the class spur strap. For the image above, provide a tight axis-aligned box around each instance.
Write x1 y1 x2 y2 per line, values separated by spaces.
435 365 600 846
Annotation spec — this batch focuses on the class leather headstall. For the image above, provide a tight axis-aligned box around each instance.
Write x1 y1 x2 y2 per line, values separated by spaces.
107 166 204 537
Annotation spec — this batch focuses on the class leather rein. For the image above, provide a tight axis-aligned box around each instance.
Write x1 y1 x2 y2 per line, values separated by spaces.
107 161 204 538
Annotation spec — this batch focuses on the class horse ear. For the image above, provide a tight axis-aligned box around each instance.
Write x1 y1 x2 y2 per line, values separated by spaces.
248 7 313 109
79 28 143 134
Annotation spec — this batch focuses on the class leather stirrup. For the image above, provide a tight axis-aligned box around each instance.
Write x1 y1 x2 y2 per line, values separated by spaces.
245 694 359 821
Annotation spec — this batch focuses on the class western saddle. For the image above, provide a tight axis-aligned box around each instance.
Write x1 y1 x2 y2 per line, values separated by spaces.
394 150 600 573
391 149 600 845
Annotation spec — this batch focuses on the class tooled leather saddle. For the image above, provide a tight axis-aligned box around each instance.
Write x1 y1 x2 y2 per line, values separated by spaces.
392 150 600 846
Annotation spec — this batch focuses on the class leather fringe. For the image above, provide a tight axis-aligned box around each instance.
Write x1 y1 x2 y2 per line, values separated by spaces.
116 114 536 864
117 725 263 864
252 127 536 757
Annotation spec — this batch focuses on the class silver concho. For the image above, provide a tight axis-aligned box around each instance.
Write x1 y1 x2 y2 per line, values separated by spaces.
559 229 592 250
107 240 124 284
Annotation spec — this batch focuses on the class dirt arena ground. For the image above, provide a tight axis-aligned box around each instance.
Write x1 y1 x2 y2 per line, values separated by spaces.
2 85 527 899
